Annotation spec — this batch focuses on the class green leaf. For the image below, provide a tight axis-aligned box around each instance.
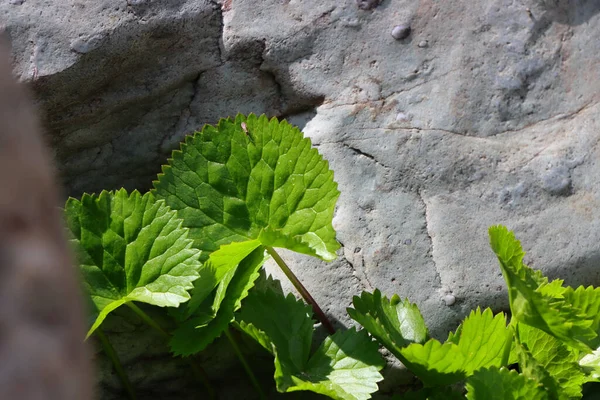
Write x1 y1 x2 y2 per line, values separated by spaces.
238 288 385 400
65 189 202 337
153 114 340 261
347 289 428 365
537 279 567 298
238 289 315 370
169 245 266 356
179 239 263 320
563 286 600 347
517 323 586 399
488 225 596 351
514 333 560 400
466 367 548 400
395 387 466 400
283 329 385 400
400 340 467 386
453 308 512 372
579 348 600 381
400 308 511 386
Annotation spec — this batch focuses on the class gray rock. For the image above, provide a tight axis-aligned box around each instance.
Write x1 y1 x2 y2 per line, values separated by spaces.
4 0 600 397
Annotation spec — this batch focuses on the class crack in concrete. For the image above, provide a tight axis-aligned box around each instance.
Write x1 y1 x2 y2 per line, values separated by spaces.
180 73 203 130
417 189 442 292
407 99 599 137
337 239 374 292
484 99 599 136
321 67 460 110
269 7 335 52
157 2 225 152
208 0 225 63
319 83 598 140
313 99 599 147
155 74 202 157
383 67 460 98
341 142 391 170
345 255 374 292
361 259 375 292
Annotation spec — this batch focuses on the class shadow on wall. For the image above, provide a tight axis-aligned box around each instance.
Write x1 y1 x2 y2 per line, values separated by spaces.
544 249 600 289
537 0 600 26
528 0 600 44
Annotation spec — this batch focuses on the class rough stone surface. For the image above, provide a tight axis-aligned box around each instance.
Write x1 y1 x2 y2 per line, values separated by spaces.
4 0 600 397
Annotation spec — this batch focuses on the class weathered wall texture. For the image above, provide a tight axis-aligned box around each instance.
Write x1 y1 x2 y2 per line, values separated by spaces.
3 0 600 397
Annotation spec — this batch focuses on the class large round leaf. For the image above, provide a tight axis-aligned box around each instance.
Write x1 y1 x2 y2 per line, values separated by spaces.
153 114 340 261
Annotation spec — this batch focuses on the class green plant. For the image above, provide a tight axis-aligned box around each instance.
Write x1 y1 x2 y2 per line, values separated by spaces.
65 114 600 399
66 114 384 400
348 225 600 399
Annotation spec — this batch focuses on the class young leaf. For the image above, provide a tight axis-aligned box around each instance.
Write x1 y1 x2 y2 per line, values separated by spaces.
238 288 385 400
179 239 263 320
153 114 340 261
563 285 600 347
400 308 511 386
347 289 428 365
452 308 512 372
399 340 466 387
65 189 202 337
466 367 548 400
169 245 266 356
517 323 586 399
514 334 560 399
489 225 596 351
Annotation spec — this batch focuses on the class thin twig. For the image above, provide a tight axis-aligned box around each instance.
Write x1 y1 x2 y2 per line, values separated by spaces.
95 328 137 400
126 302 170 339
225 329 266 399
185 356 217 400
266 247 336 334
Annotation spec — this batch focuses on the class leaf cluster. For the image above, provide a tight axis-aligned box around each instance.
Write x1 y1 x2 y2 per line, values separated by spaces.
65 114 600 400
346 225 600 399
67 114 383 399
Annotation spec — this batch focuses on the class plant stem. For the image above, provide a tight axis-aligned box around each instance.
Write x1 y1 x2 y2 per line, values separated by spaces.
125 302 216 399
225 329 266 400
126 302 170 339
501 324 514 367
95 328 137 400
185 357 217 400
266 246 336 335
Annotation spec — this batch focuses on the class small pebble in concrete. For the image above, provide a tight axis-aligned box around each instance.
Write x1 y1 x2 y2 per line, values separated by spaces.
418 40 428 48
403 238 412 245
391 25 411 40
443 294 456 306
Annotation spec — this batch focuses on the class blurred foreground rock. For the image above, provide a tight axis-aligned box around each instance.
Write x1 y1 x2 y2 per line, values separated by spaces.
0 40 92 399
